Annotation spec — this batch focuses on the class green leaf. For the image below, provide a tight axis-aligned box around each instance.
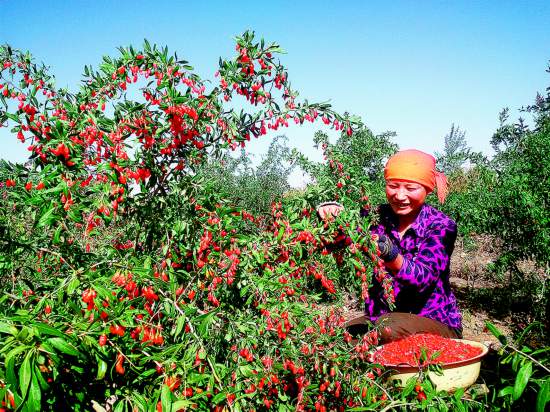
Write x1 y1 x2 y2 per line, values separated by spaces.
48 337 80 357
96 359 108 380
5 345 27 387
197 310 217 338
238 365 256 378
212 392 226 404
27 372 42 412
137 368 157 380
37 206 56 228
277 226 284 241
512 353 522 372
498 386 514 397
161 384 172 410
130 393 148 411
453 399 466 412
513 361 533 400
33 364 49 391
19 351 33 399
536 379 550 412
0 321 17 336
485 321 507 344
66 276 80 295
34 323 65 338
401 377 416 397
171 400 193 412
52 225 62 244
174 315 186 338
5 112 20 122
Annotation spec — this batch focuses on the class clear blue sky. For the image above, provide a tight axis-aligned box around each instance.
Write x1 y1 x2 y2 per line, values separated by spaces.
1 1 549 184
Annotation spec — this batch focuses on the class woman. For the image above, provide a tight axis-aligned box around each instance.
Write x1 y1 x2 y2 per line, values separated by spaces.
318 149 461 343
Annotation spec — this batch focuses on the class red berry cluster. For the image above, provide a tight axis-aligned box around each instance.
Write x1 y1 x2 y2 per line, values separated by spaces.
372 333 483 367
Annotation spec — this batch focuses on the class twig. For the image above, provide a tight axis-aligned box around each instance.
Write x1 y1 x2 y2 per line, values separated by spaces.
161 294 231 409
507 344 550 373
89 259 118 270
379 401 415 412
39 247 76 271
370 375 394 403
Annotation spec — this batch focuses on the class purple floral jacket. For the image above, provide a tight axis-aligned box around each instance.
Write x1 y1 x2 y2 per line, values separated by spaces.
366 203 462 333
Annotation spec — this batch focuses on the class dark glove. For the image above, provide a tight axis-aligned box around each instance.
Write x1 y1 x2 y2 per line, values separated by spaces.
377 234 399 262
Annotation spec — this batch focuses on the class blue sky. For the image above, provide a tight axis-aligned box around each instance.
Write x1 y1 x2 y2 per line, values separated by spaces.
1 1 549 184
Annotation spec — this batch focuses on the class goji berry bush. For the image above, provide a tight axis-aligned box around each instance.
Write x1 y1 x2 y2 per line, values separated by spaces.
0 33 548 412
0 32 394 412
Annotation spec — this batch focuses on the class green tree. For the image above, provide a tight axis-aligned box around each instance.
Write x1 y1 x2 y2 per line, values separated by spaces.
292 126 398 208
442 65 550 338
197 135 294 219
435 124 472 176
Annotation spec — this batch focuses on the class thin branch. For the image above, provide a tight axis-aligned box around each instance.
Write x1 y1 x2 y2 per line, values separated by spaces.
370 376 394 403
379 401 415 412
38 247 76 271
161 294 229 408
507 344 550 373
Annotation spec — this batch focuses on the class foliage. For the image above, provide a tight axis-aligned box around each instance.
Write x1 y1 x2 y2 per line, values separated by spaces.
0 32 548 412
482 322 549 412
438 161 496 237
489 107 550 268
196 135 294 220
0 33 398 411
439 66 550 337
291 127 398 208
434 124 471 176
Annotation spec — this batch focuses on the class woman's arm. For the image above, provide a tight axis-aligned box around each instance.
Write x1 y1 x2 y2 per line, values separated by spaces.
384 253 403 272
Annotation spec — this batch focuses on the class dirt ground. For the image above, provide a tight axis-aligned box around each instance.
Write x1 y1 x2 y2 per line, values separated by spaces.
450 276 512 345
449 234 513 345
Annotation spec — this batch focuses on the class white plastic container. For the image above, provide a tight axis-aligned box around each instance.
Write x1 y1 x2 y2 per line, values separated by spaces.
383 339 489 392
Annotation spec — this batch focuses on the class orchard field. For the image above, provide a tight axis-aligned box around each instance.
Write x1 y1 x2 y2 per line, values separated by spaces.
0 33 548 411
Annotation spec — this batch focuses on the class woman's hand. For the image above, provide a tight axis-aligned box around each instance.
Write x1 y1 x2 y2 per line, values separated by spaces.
374 234 403 271
316 202 344 220
377 234 399 262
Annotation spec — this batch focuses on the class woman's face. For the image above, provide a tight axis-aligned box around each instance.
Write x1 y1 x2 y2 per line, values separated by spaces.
385 180 428 216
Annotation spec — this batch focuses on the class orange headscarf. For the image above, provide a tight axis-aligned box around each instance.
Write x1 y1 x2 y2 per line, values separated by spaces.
384 149 448 203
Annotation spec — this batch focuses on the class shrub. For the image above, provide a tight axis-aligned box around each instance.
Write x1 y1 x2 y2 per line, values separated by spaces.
291 127 398 209
440 67 550 340
0 33 395 411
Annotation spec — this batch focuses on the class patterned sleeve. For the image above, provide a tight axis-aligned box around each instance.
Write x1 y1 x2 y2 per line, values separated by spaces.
394 220 457 293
